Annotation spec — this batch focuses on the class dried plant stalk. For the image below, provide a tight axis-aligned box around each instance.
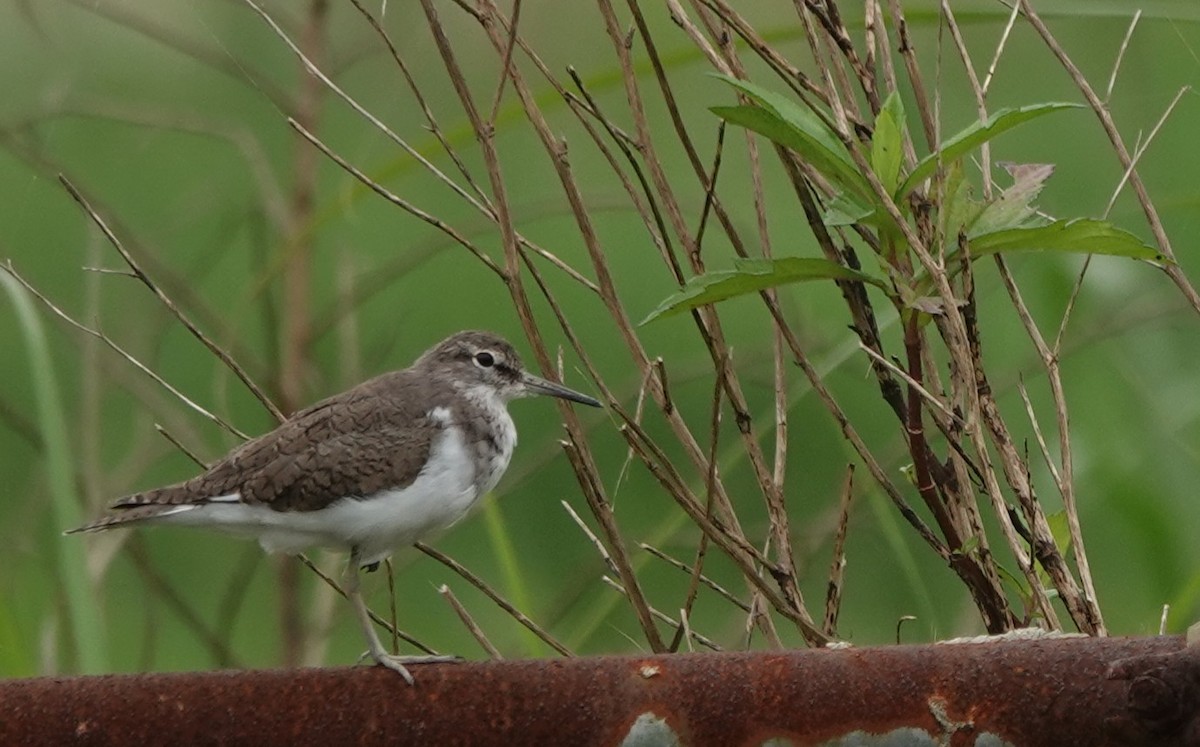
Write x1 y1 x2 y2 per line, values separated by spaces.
24 0 1190 669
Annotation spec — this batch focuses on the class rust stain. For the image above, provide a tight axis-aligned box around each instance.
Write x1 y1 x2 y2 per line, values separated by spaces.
0 636 1194 746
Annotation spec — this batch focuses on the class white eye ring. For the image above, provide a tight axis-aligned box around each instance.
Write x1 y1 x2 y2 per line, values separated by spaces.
474 351 496 368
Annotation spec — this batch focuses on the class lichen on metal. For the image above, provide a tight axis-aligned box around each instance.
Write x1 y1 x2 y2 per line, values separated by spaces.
639 663 662 679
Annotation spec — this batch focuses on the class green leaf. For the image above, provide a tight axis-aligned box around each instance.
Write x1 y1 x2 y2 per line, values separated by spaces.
712 104 872 203
995 562 1033 602
955 535 982 558
871 92 905 194
1046 511 1074 557
823 192 874 227
968 218 1165 261
896 102 1084 199
1037 511 1075 588
939 160 984 241
711 75 872 201
641 257 884 324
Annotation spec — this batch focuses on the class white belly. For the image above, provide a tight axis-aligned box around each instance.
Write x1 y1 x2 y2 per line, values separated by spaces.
159 424 484 566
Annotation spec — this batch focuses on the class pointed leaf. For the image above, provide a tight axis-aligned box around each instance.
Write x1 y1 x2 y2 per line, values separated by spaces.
940 160 984 241
641 257 884 325
714 76 849 164
823 192 874 227
995 562 1033 602
1046 510 1074 557
711 104 872 204
897 102 1084 199
1037 511 1074 588
968 218 1165 261
871 92 905 194
712 75 872 201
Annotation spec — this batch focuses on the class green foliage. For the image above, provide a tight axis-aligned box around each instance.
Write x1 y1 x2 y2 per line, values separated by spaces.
711 75 873 202
648 81 1156 321
1039 511 1075 590
896 103 1084 200
871 92 906 195
991 509 1075 609
966 220 1163 261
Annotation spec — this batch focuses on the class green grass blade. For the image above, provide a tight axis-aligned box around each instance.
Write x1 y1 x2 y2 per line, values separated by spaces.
481 496 545 656
0 270 109 674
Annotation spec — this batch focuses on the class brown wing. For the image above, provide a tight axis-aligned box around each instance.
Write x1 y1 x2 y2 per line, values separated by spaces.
104 370 445 515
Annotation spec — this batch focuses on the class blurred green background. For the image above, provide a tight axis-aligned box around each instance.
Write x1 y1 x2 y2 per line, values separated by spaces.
1 0 1199 677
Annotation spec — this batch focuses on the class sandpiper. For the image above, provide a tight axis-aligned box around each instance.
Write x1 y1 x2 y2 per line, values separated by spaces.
70 330 600 683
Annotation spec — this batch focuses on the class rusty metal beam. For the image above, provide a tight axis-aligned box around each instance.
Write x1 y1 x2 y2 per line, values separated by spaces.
2 635 1196 745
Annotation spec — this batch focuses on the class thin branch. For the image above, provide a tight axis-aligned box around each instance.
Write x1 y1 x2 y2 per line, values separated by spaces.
640 543 750 613
415 542 574 657
293 553 441 656
824 465 855 637
1101 86 1189 220
486 0 523 126
982 1 1021 94
286 118 504 277
857 343 959 423
561 500 617 576
601 576 721 652
439 584 503 660
58 175 284 424
239 0 490 217
1018 0 1200 314
1 262 249 441
345 0 488 203
1105 11 1142 102
153 424 207 469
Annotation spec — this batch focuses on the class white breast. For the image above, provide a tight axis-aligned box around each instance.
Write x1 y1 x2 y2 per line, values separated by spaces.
157 413 486 566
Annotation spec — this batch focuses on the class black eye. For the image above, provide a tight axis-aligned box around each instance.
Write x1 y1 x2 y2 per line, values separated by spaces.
474 351 495 368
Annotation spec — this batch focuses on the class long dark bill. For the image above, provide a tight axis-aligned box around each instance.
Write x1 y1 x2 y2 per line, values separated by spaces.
521 372 601 407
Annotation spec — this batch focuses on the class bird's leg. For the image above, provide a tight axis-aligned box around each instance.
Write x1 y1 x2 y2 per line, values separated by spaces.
344 547 459 684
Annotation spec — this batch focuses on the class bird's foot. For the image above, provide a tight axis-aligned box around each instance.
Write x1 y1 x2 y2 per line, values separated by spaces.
359 650 463 684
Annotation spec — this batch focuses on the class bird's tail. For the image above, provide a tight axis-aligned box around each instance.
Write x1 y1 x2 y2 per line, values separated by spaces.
64 504 197 535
